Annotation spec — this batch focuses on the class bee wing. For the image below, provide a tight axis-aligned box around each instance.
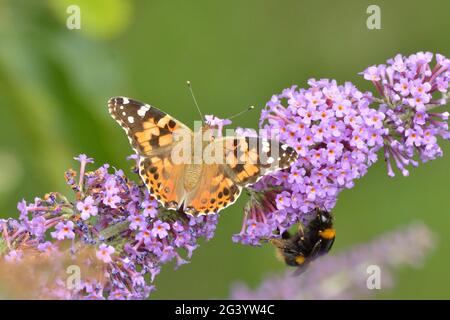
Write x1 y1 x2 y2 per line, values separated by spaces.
291 266 308 277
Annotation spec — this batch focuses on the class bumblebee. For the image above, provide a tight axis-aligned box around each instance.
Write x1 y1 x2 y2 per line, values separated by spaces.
271 209 335 276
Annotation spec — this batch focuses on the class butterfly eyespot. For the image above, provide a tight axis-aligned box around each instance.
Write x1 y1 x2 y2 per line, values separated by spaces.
154 173 160 180
223 188 230 196
218 192 223 199
210 198 216 204
149 167 157 174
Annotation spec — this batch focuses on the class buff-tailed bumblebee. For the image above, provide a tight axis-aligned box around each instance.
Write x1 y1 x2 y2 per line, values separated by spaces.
271 209 335 275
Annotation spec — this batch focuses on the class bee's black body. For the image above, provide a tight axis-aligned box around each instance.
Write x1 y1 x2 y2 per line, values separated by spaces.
271 210 335 275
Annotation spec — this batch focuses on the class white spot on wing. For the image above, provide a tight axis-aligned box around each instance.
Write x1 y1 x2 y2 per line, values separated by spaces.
267 157 274 164
137 105 151 117
128 116 135 124
123 98 130 104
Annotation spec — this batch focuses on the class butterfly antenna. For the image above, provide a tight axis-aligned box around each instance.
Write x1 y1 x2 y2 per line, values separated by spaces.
187 81 204 121
228 105 255 120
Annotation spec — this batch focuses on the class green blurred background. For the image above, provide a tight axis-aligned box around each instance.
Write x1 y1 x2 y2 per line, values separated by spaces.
0 0 449 299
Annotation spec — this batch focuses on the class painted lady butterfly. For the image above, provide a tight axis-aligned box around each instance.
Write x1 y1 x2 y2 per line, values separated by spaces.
109 97 297 216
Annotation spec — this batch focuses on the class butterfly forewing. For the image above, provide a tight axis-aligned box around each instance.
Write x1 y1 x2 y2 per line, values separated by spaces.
109 97 192 210
108 97 191 156
219 136 298 186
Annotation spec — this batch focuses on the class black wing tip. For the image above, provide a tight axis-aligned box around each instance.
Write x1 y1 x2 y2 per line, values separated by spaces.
108 96 133 105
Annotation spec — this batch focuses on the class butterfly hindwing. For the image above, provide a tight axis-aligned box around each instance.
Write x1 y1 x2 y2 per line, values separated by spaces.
108 97 191 156
139 154 187 210
184 164 242 215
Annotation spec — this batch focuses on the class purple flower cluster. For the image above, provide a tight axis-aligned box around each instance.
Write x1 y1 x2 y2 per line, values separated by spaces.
0 155 217 299
362 52 450 176
232 52 449 246
233 79 387 245
231 222 435 299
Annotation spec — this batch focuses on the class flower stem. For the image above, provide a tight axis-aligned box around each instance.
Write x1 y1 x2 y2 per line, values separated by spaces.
99 221 130 240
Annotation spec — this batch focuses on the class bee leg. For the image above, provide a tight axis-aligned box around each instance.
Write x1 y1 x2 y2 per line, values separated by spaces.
297 224 305 239
309 239 323 260
270 238 286 250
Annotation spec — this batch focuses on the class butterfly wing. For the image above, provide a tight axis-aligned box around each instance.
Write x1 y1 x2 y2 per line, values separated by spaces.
184 136 298 216
139 154 187 210
108 97 192 156
221 136 298 186
108 97 192 209
183 164 242 215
